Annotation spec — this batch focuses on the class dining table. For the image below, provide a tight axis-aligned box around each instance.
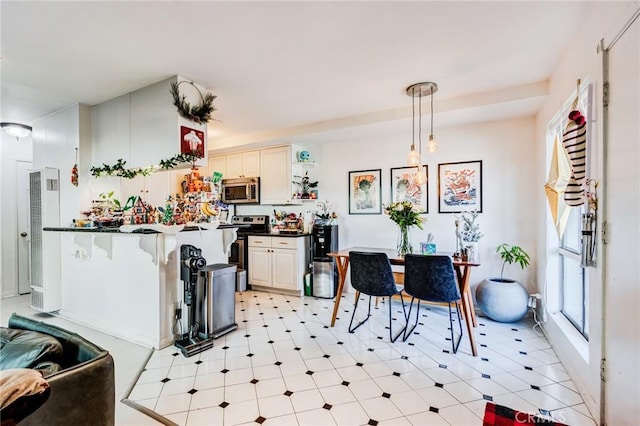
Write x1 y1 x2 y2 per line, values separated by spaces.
327 247 481 356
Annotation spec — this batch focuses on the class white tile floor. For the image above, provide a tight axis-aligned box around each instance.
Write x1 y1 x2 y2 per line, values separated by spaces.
2 290 596 426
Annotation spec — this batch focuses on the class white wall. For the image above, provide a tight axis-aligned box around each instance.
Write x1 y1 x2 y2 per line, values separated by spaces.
33 103 92 227
237 116 539 294
535 2 640 422
0 133 33 297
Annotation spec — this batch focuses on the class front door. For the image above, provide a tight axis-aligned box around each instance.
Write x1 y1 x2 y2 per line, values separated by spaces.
17 160 33 294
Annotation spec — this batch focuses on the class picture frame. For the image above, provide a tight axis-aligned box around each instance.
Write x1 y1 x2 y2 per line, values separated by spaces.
348 169 382 214
390 165 428 213
438 160 483 213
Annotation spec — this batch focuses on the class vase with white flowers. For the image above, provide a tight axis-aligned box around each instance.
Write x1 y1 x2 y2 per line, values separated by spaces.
384 201 424 256
315 199 338 225
458 210 483 262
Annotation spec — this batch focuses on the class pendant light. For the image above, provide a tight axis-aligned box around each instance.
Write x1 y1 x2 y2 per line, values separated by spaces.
426 84 438 153
406 82 438 183
406 87 420 166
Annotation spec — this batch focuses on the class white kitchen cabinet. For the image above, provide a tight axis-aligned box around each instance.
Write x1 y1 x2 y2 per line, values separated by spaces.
248 246 272 287
208 155 227 177
208 151 260 179
247 235 310 293
226 150 260 178
260 146 299 205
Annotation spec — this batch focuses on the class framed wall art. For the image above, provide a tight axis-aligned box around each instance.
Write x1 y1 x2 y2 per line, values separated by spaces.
438 160 483 213
348 169 382 214
390 165 428 213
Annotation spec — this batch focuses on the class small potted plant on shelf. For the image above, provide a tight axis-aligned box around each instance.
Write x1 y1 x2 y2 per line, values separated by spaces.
293 171 318 199
475 244 531 323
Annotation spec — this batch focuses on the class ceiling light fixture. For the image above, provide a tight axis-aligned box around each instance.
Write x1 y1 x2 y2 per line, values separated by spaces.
1 122 32 139
406 82 438 184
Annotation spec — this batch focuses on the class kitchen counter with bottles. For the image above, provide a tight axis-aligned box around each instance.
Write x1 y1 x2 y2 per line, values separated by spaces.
43 223 244 233
41 225 240 349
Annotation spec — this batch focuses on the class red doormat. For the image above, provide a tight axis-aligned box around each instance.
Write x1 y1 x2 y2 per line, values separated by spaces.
483 402 567 426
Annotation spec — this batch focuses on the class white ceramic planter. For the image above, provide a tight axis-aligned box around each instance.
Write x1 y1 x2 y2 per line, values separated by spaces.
475 278 529 323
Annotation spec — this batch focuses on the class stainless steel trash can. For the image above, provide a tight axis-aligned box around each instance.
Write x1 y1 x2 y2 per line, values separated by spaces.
312 261 335 298
236 269 247 292
198 264 238 339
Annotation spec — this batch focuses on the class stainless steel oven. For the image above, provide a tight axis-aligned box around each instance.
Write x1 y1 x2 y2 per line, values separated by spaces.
228 215 270 273
222 177 260 204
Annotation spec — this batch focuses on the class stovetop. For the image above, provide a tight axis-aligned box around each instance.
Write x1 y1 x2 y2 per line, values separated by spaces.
231 215 270 237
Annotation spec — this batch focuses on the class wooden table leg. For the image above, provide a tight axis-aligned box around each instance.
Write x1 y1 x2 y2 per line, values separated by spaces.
455 265 478 356
330 257 349 327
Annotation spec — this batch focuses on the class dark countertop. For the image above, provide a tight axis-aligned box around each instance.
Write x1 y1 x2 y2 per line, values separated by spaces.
44 224 246 234
243 231 311 238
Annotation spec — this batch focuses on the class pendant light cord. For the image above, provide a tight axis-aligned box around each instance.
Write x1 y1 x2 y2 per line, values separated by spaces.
412 88 415 148
430 87 434 137
418 89 422 158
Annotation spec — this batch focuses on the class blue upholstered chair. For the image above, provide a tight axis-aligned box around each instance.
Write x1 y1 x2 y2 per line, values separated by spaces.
402 254 463 353
348 251 407 342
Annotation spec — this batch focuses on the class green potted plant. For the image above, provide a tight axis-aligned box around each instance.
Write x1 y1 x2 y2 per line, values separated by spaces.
496 243 531 281
475 243 531 322
293 171 318 199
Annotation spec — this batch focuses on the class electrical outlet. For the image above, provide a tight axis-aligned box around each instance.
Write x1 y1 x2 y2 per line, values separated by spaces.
175 308 182 320
528 295 537 309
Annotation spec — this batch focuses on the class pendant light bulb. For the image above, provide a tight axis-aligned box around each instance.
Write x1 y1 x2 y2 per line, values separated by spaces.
427 134 438 153
407 144 420 166
414 165 427 185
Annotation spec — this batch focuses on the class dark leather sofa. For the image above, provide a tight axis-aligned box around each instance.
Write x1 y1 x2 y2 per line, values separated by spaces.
1 314 115 426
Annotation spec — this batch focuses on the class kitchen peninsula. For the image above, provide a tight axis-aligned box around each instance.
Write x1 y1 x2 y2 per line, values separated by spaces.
43 224 239 349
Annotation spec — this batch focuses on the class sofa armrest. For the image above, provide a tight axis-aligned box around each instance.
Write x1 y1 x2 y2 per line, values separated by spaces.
5 314 116 426
19 351 115 426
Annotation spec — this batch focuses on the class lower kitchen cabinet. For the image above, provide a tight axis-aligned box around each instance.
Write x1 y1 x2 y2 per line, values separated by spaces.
247 235 310 293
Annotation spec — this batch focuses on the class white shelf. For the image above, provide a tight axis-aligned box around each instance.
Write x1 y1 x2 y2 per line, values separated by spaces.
292 162 318 167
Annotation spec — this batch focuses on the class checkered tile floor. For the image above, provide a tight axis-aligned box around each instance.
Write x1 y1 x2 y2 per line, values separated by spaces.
125 290 595 425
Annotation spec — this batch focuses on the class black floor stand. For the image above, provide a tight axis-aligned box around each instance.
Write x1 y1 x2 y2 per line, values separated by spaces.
175 245 214 357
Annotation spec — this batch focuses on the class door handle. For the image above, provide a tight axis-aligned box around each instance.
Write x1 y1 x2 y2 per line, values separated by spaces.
20 232 28 237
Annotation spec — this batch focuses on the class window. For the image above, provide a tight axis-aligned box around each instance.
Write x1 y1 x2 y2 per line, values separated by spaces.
559 207 589 338
547 82 592 340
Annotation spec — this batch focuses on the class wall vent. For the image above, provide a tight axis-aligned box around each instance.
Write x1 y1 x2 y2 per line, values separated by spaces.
28 168 61 312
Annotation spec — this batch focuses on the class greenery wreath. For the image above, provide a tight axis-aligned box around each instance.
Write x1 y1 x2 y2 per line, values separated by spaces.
90 152 202 179
170 81 216 124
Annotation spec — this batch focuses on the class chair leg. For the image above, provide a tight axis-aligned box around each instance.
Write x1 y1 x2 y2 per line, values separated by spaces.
388 293 408 342
448 302 463 354
349 294 372 333
402 297 421 342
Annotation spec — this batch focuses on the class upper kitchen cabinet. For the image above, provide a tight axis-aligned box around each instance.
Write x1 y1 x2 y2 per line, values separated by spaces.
226 150 260 178
208 154 227 178
260 145 302 205
91 76 210 170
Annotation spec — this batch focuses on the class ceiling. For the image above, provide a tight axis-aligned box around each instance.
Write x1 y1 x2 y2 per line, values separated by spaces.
1 1 592 149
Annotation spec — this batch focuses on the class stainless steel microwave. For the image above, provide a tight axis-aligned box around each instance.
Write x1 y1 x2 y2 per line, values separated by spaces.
221 177 260 204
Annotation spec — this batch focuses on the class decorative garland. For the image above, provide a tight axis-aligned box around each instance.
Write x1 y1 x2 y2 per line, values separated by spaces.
91 152 202 179
170 81 216 124
90 159 155 179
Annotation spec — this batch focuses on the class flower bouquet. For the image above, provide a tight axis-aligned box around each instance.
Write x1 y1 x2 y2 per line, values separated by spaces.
384 201 425 255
